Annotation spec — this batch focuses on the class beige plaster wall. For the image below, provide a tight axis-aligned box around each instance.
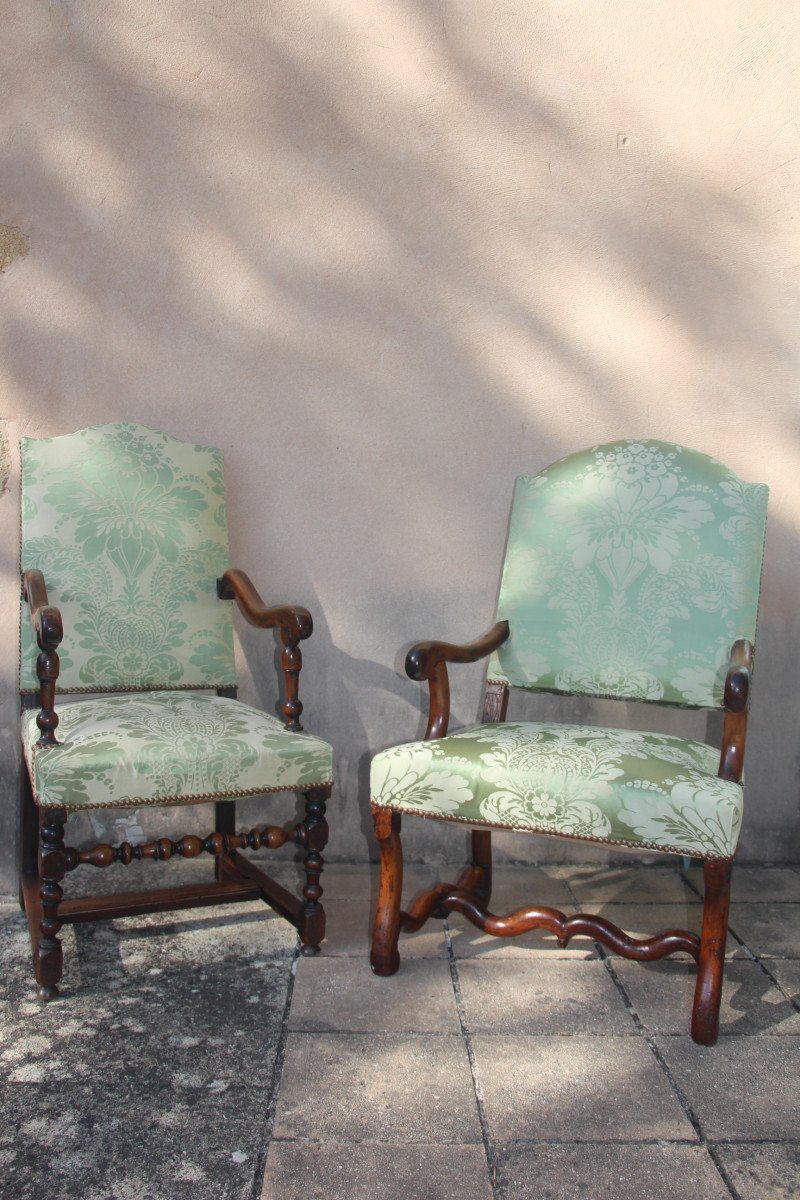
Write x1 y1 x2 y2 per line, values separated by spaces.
1 1 798 887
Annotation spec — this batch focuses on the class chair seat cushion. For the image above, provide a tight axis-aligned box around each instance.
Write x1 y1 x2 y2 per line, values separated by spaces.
22 691 333 810
370 722 742 859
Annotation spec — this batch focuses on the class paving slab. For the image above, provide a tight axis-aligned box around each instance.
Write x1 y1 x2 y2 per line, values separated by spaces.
729 903 800 959
457 958 636 1035
273 1032 482 1143
656 1036 800 1140
289 956 460 1033
713 1143 800 1200
493 1142 731 1199
262 1142 493 1200
561 865 701 905
728 867 800 904
320 898 449 958
472 1035 696 1142
765 958 800 1002
613 957 800 1036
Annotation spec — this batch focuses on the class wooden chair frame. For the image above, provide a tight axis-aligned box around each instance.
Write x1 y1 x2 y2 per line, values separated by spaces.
371 621 750 1046
21 566 330 1001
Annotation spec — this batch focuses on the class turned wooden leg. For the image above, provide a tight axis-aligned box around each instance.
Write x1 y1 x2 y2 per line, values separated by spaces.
371 807 403 976
19 767 39 910
299 788 328 956
214 799 236 881
691 857 733 1045
468 829 493 906
35 806 68 1002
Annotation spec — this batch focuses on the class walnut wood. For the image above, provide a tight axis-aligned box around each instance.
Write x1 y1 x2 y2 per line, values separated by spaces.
35 806 67 1000
221 851 304 924
481 679 509 725
217 568 312 731
691 858 733 1046
56 879 262 922
214 799 236 882
405 621 510 739
718 639 752 783
63 820 301 872
370 807 403 976
299 788 329 955
22 569 63 745
403 883 700 960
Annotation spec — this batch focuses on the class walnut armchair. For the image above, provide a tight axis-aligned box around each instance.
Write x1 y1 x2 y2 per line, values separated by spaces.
370 441 768 1045
20 423 332 1000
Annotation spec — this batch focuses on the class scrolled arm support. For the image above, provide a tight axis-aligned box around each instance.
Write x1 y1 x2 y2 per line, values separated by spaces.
718 638 753 783
405 620 510 740
217 568 313 732
22 570 63 747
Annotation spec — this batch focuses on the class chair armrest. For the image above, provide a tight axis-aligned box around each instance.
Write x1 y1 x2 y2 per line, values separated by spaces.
718 638 753 783
22 569 63 746
217 568 313 732
405 620 510 741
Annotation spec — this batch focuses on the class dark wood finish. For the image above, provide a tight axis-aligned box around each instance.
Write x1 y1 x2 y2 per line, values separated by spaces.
298 787 329 955
718 638 752 782
405 621 509 739
22 569 63 745
691 858 733 1045
218 569 312 731
34 806 67 1000
370 807 403 976
63 819 303 872
371 616 748 1044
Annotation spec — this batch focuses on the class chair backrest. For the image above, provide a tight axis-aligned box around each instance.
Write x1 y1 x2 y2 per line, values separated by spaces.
20 423 236 693
487 441 768 708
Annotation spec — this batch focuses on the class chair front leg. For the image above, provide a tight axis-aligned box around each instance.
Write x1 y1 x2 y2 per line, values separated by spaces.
36 805 68 1001
299 787 328 956
370 807 403 977
691 857 733 1045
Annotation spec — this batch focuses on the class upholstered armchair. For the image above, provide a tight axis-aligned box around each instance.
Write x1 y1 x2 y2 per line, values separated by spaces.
20 423 332 999
370 441 768 1045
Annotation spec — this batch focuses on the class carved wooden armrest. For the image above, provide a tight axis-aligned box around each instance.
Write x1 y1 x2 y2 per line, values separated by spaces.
718 638 753 783
217 568 314 732
405 620 510 740
22 569 63 746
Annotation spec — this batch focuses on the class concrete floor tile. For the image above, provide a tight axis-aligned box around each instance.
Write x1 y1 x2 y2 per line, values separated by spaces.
561 865 701 905
321 899 448 959
262 1142 492 1200
457 959 636 1035
729 866 800 904
713 1143 800 1200
767 958 800 1002
472 1035 695 1142
614 958 800 1036
273 1033 482 1143
729 903 800 959
657 1036 800 1140
289 956 460 1033
448 909 596 960
494 1143 731 1199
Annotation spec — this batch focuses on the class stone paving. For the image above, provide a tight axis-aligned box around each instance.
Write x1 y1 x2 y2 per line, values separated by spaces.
2 862 800 1199
264 862 800 1200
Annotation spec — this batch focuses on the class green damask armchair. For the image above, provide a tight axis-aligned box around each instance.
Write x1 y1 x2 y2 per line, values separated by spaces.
370 441 768 1045
20 423 333 1000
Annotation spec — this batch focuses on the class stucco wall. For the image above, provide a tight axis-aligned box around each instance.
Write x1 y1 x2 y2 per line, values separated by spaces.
2 1 798 888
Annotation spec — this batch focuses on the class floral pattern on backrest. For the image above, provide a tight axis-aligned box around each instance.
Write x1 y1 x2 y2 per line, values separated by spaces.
20 423 236 692
486 441 768 708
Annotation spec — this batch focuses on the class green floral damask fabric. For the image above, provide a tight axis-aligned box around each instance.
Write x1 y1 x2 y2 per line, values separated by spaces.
371 722 741 859
20 423 236 692
486 441 768 707
22 692 333 810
